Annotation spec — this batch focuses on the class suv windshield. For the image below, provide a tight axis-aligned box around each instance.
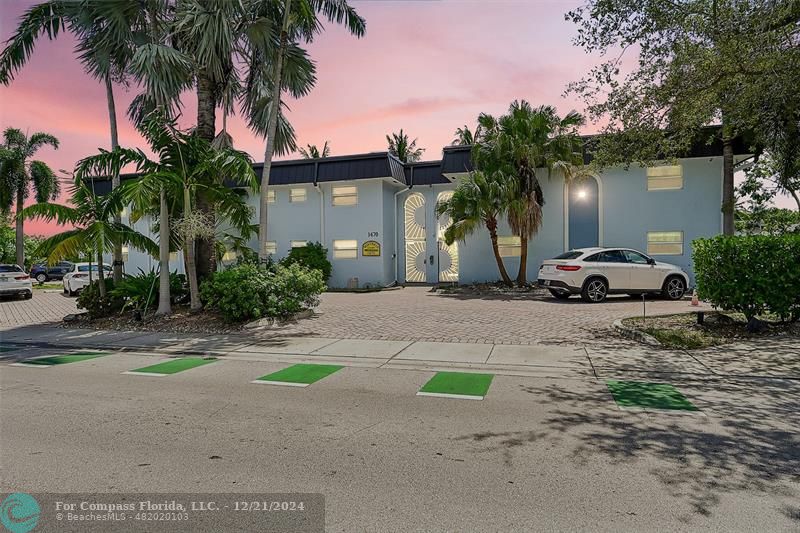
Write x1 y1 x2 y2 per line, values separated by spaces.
78 265 112 272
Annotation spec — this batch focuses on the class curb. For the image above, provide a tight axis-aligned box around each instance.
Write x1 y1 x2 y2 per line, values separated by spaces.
612 319 662 347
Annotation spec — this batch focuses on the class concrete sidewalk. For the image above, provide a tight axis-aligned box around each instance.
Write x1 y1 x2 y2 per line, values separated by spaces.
2 324 798 382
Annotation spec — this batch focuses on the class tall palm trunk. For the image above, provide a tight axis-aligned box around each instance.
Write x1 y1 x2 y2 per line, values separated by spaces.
516 235 529 285
722 137 735 235
106 74 123 283
195 69 217 279
96 245 106 298
183 187 201 311
156 188 171 315
259 0 292 261
15 189 24 268
485 216 512 285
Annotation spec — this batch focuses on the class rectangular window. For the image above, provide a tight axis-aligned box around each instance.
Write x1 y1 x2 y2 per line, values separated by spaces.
497 236 521 257
222 250 237 262
121 246 129 262
647 165 683 190
264 241 277 255
290 240 307 249
290 188 306 203
267 189 276 203
332 185 358 206
169 252 179 262
647 231 683 255
333 239 358 259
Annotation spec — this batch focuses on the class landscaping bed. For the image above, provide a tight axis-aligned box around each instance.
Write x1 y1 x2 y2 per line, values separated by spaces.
64 307 247 334
622 312 800 349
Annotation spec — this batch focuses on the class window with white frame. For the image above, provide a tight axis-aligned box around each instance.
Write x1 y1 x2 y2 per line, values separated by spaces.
121 246 129 262
264 241 277 255
290 188 306 203
647 231 683 255
646 165 683 190
497 236 521 257
332 185 358 206
333 239 358 259
290 240 307 248
267 189 276 203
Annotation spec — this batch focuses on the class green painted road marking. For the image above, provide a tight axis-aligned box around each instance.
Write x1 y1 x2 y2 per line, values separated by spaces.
126 357 217 377
417 371 494 400
10 352 108 367
606 380 698 411
0 346 17 353
253 364 343 387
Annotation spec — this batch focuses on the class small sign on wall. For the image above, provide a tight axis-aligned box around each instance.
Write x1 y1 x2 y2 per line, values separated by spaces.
362 240 381 257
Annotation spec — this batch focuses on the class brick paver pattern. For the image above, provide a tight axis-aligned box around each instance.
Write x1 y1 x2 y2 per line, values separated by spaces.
1 287 710 345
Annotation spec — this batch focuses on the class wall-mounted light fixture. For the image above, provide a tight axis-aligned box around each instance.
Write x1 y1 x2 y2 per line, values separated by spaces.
576 188 588 200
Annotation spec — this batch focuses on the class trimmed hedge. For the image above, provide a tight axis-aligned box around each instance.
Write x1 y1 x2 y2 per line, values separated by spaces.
693 234 800 321
200 263 325 322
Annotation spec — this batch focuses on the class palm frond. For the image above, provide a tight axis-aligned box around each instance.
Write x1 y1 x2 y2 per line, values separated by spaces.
28 160 59 202
0 1 66 84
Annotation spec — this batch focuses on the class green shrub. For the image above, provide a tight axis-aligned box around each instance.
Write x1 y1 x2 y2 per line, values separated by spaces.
200 263 324 322
693 234 800 321
110 269 188 312
76 278 123 318
280 241 332 283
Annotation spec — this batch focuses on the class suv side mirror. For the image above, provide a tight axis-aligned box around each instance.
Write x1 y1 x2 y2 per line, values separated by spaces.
647 258 656 265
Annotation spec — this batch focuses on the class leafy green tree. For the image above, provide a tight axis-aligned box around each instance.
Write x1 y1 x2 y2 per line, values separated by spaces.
22 181 157 298
436 171 513 285
0 127 59 267
75 113 259 313
451 125 479 146
0 0 145 282
475 101 585 284
566 0 800 235
386 129 425 163
299 142 331 159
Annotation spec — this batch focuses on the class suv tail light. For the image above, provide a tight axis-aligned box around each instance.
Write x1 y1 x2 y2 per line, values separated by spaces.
74 273 87 278
556 265 582 271
15 275 29 280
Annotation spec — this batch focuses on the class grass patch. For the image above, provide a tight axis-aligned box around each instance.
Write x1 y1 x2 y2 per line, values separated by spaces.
33 282 62 290
607 380 698 411
418 371 494 398
25 352 107 366
622 312 799 349
255 364 343 385
129 357 216 375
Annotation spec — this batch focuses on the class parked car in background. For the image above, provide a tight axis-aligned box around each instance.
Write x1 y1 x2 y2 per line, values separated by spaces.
0 264 33 299
537 247 689 303
30 261 74 283
62 263 112 296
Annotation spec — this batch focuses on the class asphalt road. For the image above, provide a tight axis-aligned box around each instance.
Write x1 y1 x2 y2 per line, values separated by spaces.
2 350 799 532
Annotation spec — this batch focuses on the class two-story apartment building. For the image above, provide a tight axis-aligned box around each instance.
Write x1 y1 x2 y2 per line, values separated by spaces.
106 137 750 288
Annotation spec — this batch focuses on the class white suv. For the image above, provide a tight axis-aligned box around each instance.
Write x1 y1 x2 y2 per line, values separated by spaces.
62 262 112 296
537 247 689 303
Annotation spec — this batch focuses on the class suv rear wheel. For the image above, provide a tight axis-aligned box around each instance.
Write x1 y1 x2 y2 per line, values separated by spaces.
35 273 48 283
581 278 608 303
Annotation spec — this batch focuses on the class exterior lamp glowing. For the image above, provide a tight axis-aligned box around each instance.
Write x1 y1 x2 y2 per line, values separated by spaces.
577 189 588 200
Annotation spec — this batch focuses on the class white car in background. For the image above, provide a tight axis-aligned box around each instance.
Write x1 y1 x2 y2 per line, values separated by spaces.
0 264 33 299
538 247 689 303
62 262 112 296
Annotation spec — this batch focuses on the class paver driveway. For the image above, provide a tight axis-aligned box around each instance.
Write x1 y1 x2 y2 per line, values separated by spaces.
1 287 707 345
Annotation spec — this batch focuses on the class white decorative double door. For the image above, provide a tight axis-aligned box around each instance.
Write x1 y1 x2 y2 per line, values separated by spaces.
404 192 458 283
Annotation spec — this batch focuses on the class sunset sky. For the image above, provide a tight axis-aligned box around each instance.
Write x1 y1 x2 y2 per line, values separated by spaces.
0 0 791 236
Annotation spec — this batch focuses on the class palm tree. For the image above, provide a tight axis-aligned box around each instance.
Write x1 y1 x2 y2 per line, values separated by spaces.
476 101 586 284
22 180 157 298
0 0 143 283
387 129 425 163
0 128 59 268
436 170 513 285
299 142 331 159
452 125 479 146
75 113 258 312
257 0 366 261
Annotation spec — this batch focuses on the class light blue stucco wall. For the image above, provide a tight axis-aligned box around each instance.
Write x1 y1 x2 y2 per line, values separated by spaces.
599 157 722 284
117 156 723 287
